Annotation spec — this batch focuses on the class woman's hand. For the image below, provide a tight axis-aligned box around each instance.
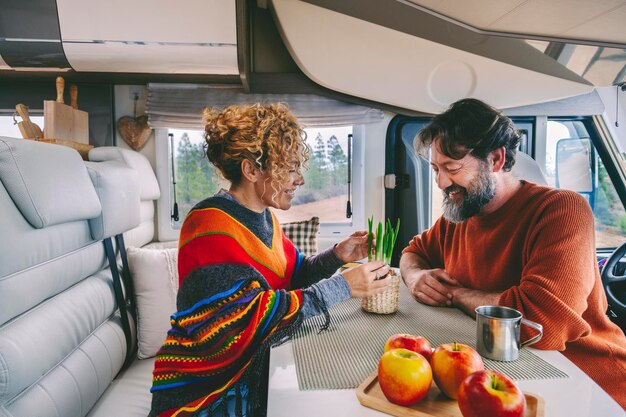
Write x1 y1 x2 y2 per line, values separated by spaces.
334 231 370 263
342 261 392 298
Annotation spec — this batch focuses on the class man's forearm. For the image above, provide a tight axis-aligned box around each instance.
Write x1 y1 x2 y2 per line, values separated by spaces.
450 287 502 318
399 252 428 285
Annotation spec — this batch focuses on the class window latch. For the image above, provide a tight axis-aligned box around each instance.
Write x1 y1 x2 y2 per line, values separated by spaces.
384 174 409 189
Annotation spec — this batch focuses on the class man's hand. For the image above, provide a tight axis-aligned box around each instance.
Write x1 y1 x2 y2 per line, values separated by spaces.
449 286 502 318
404 267 458 307
400 249 503 315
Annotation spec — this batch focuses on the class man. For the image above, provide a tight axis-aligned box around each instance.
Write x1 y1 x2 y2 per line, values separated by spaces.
400 98 626 408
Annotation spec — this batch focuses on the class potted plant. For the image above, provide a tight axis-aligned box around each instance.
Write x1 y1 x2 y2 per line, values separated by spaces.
367 216 401 266
363 216 401 314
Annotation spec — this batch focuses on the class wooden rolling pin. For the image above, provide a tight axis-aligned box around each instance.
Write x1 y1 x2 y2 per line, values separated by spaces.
70 84 78 109
56 76 65 103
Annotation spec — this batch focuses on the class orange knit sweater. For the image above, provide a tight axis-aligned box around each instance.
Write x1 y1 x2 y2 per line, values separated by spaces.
404 181 626 408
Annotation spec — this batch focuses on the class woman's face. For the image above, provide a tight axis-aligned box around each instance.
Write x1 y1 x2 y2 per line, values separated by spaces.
257 162 305 211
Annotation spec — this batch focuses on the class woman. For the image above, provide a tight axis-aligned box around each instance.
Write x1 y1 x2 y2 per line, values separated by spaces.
149 103 390 417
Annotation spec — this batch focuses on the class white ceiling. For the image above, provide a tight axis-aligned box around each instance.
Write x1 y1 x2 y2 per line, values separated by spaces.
407 0 626 46
272 0 593 114
3 0 621 112
55 0 239 74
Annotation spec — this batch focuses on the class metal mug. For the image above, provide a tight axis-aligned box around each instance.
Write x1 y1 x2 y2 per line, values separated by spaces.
475 305 543 362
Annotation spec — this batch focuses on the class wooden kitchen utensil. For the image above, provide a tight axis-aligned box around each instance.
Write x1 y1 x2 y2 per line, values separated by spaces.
117 115 152 151
14 104 43 139
56 76 64 103
44 76 89 144
117 92 152 151
356 372 544 417
70 84 78 109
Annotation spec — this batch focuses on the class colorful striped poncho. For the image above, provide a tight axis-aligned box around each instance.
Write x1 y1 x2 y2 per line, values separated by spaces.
149 264 312 417
177 198 303 290
150 196 324 417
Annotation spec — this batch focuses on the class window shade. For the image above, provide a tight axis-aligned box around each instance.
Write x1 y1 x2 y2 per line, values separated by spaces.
146 83 384 129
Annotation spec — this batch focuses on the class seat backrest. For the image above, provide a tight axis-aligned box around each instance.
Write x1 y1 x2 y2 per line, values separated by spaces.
0 137 153 417
511 151 548 185
89 147 161 248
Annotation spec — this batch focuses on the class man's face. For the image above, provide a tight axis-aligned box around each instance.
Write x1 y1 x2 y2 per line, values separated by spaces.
430 141 496 223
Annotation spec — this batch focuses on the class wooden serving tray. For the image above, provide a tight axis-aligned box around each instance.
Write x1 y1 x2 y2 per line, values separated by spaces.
44 100 89 145
356 372 544 417
29 138 93 160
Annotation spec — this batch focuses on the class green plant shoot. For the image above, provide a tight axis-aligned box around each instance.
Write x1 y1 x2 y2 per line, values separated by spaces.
367 215 374 262
367 216 401 265
375 222 383 261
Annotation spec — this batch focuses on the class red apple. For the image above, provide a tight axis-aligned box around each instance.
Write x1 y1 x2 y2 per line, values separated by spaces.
384 333 433 360
378 348 433 405
429 342 484 399
457 370 526 417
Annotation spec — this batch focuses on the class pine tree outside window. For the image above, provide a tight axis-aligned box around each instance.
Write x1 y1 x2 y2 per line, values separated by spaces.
165 125 358 229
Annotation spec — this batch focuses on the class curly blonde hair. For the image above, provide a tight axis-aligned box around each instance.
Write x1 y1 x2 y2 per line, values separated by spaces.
203 103 309 203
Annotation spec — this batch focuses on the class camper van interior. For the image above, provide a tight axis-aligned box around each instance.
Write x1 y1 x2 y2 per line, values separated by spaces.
1 1 625 417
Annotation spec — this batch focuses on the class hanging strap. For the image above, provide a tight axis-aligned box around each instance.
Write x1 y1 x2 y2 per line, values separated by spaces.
115 233 137 321
104 235 134 367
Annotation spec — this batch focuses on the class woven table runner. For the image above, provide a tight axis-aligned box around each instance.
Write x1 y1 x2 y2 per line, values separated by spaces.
292 286 568 390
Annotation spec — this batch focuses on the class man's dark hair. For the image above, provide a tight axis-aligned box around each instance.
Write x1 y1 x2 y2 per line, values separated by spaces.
415 98 521 171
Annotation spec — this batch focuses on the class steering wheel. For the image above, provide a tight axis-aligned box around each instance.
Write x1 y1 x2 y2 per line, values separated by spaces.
601 242 626 323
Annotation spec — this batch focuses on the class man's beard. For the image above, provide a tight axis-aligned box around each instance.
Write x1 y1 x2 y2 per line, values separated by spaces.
442 163 496 224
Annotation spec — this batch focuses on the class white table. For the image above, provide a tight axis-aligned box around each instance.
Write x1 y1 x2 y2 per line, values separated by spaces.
268 318 625 417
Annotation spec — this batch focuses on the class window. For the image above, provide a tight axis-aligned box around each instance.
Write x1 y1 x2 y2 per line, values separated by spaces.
156 125 363 241
165 129 227 229
395 114 625 260
0 114 44 138
426 116 626 248
273 126 354 224
544 119 626 248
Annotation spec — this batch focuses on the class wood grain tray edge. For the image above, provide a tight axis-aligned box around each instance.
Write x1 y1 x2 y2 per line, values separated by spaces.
356 372 545 417
43 100 89 145
28 138 93 160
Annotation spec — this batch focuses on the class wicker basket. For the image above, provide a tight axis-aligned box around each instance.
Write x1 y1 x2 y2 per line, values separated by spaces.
361 269 401 314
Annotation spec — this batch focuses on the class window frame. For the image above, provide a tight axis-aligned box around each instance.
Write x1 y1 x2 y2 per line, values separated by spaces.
0 111 44 138
387 113 626 260
543 116 626 251
301 124 365 239
155 129 178 242
545 116 626 206
154 125 366 242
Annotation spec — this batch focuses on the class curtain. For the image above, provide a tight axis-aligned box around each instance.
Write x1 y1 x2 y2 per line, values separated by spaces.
146 83 385 129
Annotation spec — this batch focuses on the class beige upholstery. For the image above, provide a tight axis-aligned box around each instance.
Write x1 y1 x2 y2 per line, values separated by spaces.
0 137 160 417
511 152 548 185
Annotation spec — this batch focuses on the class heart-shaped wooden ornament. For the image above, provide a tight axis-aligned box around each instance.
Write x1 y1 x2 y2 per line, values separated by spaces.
117 115 152 151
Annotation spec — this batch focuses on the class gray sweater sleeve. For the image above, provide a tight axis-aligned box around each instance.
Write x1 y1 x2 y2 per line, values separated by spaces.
291 246 345 289
300 273 351 319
